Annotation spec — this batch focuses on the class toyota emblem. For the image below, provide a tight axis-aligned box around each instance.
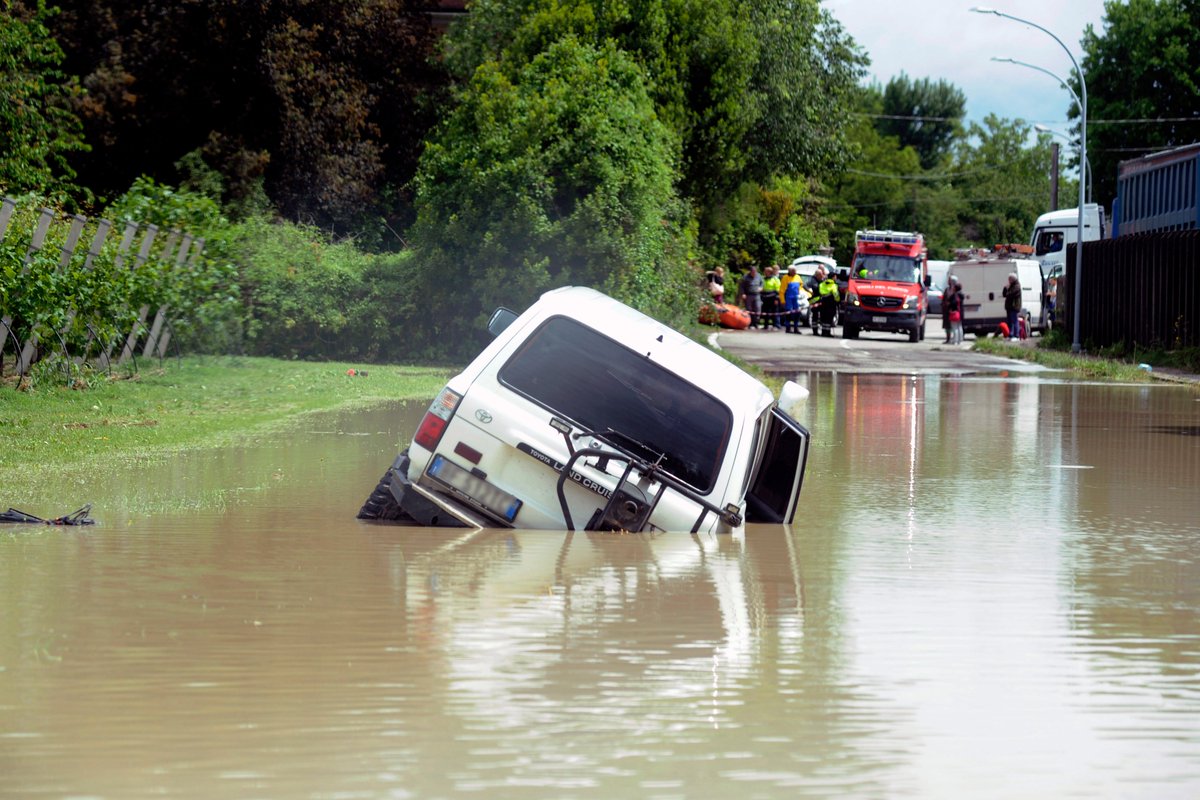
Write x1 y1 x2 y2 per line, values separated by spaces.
475 409 493 424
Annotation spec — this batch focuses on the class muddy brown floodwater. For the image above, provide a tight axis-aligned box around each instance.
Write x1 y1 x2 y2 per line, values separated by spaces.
2 373 1199 799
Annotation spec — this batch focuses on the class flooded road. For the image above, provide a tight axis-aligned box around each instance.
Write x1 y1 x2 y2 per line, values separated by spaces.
3 373 1200 798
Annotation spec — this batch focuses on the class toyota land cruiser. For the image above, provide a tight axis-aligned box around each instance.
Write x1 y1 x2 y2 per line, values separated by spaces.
357 286 810 533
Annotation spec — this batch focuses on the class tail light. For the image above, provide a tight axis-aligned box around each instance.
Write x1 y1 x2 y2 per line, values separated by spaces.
414 387 462 450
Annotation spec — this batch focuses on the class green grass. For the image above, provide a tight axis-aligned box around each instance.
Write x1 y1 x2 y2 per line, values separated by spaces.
0 356 453 482
972 330 1199 386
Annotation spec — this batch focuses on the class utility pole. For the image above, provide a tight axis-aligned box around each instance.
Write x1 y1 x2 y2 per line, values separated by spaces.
1049 142 1059 210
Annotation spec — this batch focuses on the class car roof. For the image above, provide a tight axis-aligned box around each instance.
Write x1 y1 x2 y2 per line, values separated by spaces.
522 286 774 412
789 255 837 272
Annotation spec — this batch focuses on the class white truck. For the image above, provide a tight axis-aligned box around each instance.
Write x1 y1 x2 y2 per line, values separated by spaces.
1028 203 1106 279
357 286 812 533
949 246 1046 336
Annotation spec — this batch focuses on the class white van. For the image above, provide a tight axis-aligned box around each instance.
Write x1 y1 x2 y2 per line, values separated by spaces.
950 253 1046 336
358 286 812 533
926 259 952 317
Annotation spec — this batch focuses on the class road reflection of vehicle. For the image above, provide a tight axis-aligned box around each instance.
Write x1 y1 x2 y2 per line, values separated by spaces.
382 526 805 734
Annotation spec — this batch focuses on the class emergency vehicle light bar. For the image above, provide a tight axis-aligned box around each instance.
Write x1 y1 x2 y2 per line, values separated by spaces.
855 230 921 245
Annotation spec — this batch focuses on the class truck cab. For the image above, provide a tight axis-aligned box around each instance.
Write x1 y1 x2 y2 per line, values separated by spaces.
1029 203 1106 278
358 286 812 533
842 230 928 342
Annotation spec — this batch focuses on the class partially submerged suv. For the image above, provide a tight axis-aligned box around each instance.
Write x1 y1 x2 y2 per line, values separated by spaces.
357 286 811 533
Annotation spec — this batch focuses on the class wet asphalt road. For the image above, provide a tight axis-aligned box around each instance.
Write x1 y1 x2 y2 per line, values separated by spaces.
711 324 1044 378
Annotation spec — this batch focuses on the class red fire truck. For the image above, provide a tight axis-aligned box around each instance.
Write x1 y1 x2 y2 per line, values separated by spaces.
842 230 929 342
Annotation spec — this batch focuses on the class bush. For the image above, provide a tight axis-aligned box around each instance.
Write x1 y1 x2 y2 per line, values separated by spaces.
408 37 684 360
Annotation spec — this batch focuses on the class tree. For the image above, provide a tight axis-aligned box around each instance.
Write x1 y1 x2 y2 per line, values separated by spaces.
442 0 866 207
742 1 868 184
704 176 827 272
877 73 966 170
821 86 924 261
408 37 682 360
949 115 1056 247
51 0 445 241
0 0 88 202
1076 0 1200 206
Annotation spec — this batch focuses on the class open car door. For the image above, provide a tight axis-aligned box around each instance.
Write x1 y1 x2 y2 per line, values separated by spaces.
745 408 810 524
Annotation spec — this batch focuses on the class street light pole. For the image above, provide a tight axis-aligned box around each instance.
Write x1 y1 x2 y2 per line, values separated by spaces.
972 7 1088 352
987 58 1093 203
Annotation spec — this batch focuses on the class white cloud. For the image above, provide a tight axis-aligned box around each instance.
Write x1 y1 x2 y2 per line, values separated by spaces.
826 0 1108 129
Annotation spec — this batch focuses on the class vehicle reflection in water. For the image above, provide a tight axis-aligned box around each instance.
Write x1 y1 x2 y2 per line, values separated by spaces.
2 375 1199 798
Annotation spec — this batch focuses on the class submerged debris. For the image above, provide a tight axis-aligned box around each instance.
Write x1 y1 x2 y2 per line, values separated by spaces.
1 504 95 526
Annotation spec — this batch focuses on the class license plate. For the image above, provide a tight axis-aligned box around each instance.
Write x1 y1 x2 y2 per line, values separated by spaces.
427 454 522 523
872 316 887 323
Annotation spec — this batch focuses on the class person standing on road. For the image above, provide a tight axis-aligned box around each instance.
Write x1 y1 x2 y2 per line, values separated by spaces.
1002 272 1022 342
762 265 782 329
739 264 763 329
814 267 841 336
941 278 953 343
946 278 965 345
1046 275 1057 327
782 266 804 334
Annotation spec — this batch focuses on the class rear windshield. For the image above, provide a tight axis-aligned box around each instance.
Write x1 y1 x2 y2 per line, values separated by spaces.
498 316 731 492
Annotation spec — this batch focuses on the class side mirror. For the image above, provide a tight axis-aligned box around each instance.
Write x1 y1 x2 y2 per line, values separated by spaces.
487 307 519 337
778 380 809 416
924 274 931 287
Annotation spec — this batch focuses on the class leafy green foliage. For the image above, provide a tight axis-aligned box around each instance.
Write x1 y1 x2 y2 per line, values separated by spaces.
705 177 827 271
445 0 865 209
950 116 1056 247
232 215 381 359
51 0 445 240
0 1 88 203
411 37 681 359
821 87 1058 261
742 1 868 184
0 185 242 369
822 87 925 260
878 74 966 170
1077 0 1200 205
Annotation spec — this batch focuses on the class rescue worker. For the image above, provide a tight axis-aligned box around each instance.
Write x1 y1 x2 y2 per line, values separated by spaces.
813 267 841 336
782 266 805 334
761 265 782 329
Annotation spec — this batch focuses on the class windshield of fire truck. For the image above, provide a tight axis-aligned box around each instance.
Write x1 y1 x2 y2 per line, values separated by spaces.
853 255 922 283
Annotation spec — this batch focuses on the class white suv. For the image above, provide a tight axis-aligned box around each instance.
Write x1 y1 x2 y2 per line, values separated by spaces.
357 286 811 533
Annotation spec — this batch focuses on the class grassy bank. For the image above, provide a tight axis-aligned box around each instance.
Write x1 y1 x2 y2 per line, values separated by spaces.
972 335 1199 387
0 356 453 485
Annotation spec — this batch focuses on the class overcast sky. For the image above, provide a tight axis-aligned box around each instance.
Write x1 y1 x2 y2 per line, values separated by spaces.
827 0 1108 135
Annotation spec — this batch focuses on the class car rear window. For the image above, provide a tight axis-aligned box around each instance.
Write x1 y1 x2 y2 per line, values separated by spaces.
498 316 731 492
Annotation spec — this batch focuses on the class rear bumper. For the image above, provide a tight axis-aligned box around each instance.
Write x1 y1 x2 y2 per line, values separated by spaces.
384 452 478 528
